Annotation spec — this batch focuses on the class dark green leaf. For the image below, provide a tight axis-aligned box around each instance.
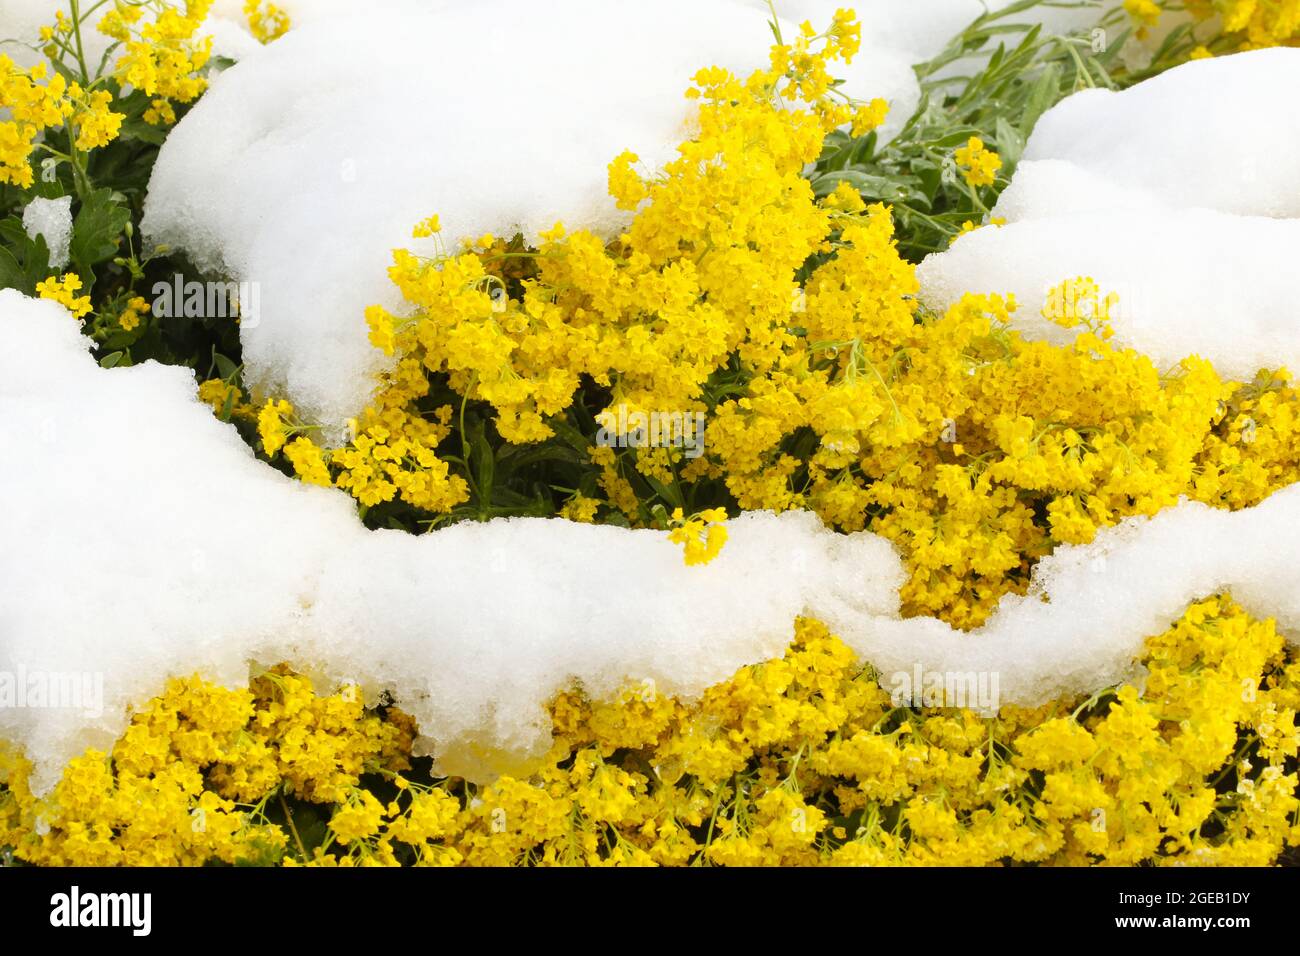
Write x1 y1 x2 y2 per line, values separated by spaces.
70 188 131 277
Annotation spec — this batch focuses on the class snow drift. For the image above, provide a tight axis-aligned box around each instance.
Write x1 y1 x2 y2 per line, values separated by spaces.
918 48 1300 380
4 291 1299 794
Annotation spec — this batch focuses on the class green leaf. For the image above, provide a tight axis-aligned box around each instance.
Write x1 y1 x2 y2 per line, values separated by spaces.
471 425 495 505
496 443 586 472
70 188 131 278
549 417 593 454
922 128 986 149
914 163 943 202
1019 61 1061 137
21 234 51 293
212 350 240 381
0 245 22 290
0 217 52 293
810 170 918 204
994 116 1025 168
642 472 683 510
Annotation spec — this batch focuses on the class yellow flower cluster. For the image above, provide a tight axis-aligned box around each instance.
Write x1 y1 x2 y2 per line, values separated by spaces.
698 265 1298 628
0 57 124 186
4 600 1296 866
1195 369 1300 506
198 377 255 420
667 507 729 565
361 54 840 446
102 0 214 125
0 57 61 186
953 136 1002 188
0 667 411 866
36 273 93 319
265 20 888 520
116 295 150 331
257 389 469 513
851 97 890 137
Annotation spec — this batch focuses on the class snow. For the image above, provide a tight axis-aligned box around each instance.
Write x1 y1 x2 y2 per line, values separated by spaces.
0 291 901 791
5 291 1300 793
918 48 1300 380
21 195 71 269
1016 47 1300 219
209 0 434 31
819 486 1300 709
917 209 1300 380
140 0 921 438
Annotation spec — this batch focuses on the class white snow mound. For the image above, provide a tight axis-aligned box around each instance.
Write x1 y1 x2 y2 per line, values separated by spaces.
1018 47 1300 219
917 208 1300 379
918 48 1300 379
819 487 1300 707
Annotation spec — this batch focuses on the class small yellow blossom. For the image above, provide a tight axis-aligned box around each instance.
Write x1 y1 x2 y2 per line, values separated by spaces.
954 136 1002 187
36 273 92 319
667 507 729 566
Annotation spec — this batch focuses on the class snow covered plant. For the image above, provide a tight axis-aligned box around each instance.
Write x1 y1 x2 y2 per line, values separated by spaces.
254 30 1300 632
3 607 1299 866
2 1 1300 867
0 0 258 369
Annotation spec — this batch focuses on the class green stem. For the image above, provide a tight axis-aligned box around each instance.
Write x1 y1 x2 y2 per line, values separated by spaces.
278 791 309 862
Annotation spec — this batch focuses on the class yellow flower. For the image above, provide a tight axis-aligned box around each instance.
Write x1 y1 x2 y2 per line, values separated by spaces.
256 398 295 457
667 507 729 566
1124 0 1162 31
607 150 648 210
245 0 291 44
36 273 92 319
0 56 68 186
954 136 1002 187
850 97 889 137
109 0 215 126
559 494 601 523
411 214 441 238
283 436 333 487
328 790 386 845
118 296 150 332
